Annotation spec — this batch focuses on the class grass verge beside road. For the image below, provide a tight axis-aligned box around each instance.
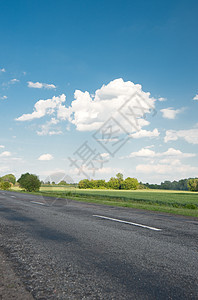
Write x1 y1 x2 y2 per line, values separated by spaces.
10 187 198 218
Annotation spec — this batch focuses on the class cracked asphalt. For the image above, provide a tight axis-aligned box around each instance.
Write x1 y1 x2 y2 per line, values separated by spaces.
0 190 198 299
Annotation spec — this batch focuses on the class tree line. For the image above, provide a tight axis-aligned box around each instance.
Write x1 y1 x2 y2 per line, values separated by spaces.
79 173 141 190
0 172 198 192
144 178 198 191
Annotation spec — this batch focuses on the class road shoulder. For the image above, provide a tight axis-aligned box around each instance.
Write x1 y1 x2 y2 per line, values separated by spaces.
0 249 34 300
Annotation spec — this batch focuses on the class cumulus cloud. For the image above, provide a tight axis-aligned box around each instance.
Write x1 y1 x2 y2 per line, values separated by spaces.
193 94 198 101
164 128 198 144
16 79 156 135
16 94 66 121
160 107 183 119
0 145 5 148
0 68 6 72
38 153 53 161
130 128 159 139
129 148 156 158
27 81 56 89
60 78 155 133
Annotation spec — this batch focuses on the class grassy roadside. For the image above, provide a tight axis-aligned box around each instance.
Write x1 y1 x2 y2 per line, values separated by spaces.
10 187 198 218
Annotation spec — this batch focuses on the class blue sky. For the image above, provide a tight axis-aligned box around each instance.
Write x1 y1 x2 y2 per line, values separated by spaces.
0 0 198 183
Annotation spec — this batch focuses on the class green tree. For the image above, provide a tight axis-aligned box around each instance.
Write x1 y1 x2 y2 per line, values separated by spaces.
116 173 124 189
187 178 198 192
0 181 11 190
58 180 67 185
78 179 91 189
1 174 16 185
108 177 120 189
18 173 41 192
122 177 139 190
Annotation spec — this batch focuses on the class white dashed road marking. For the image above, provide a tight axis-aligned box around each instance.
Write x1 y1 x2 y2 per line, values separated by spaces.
93 215 162 231
31 201 45 206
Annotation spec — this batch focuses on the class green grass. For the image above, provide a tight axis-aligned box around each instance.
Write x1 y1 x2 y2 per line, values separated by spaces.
11 186 198 217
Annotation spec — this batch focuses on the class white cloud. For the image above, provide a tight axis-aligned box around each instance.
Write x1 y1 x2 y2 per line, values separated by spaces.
10 78 19 83
27 81 56 89
100 153 110 159
164 128 198 144
130 128 160 139
0 145 5 148
0 68 6 72
127 147 195 159
16 94 66 121
193 94 198 101
60 78 155 133
0 151 11 157
158 97 166 102
158 158 181 165
2 78 19 87
162 148 195 158
37 118 62 136
16 79 156 135
160 107 183 119
129 148 156 158
136 162 198 176
0 95 7 100
38 154 53 161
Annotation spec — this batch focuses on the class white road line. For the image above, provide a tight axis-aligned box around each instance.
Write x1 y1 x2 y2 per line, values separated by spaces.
11 196 16 198
93 215 162 231
31 201 45 206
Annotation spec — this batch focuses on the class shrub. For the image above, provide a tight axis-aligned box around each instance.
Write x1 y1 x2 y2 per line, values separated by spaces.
0 181 11 190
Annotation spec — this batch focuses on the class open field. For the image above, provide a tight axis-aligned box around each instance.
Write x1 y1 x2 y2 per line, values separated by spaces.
11 186 198 217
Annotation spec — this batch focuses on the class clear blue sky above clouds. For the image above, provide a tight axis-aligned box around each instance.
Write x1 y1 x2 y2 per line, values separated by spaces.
0 0 198 183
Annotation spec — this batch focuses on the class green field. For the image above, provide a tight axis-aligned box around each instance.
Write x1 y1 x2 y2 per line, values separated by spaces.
11 186 198 217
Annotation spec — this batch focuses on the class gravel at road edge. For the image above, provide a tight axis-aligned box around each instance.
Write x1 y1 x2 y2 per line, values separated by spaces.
0 249 34 300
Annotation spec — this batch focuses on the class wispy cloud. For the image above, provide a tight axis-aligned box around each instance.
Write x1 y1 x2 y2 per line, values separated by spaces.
37 118 62 136
158 97 166 102
11 78 19 83
0 151 11 157
27 81 56 89
164 127 198 144
0 95 7 100
2 78 20 87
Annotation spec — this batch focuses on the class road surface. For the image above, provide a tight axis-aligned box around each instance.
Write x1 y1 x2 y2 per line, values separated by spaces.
0 191 198 299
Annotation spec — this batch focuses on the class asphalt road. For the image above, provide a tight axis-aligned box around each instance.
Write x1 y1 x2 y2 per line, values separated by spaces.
0 191 198 299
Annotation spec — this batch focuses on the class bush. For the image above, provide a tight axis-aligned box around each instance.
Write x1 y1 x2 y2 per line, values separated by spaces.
1 174 16 185
0 181 11 190
18 173 41 192
187 178 198 192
